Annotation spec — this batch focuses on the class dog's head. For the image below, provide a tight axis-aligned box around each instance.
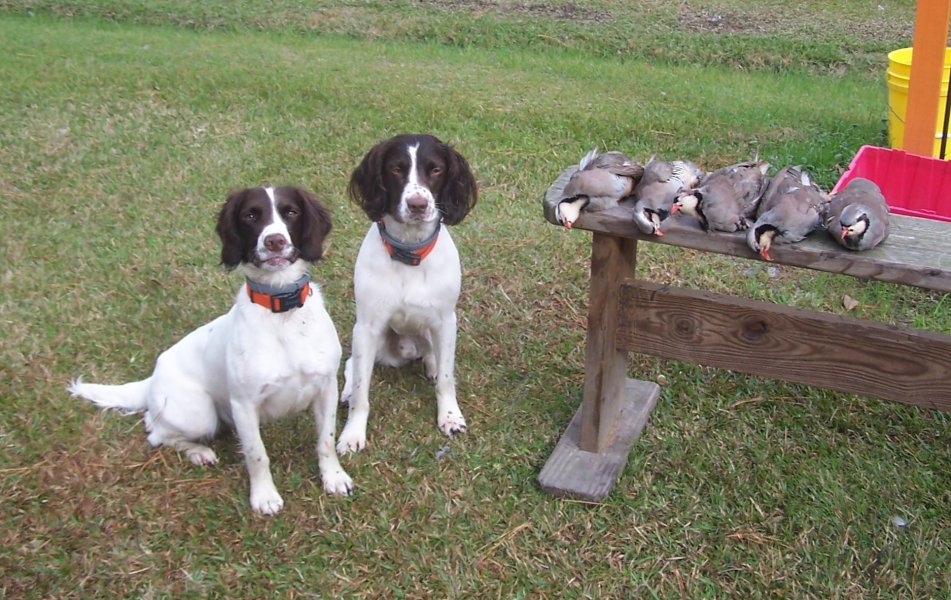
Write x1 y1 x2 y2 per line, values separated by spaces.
348 133 478 226
216 186 332 270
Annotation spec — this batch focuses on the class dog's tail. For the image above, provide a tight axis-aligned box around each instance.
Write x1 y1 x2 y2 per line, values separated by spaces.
68 377 151 413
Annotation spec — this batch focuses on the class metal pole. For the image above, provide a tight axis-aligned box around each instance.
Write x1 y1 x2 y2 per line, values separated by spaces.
903 0 951 156
942 67 951 158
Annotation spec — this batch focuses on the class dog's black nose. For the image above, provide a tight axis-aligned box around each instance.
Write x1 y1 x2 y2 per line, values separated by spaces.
264 234 287 252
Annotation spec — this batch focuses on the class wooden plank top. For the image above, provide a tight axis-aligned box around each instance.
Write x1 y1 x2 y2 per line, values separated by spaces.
543 167 951 292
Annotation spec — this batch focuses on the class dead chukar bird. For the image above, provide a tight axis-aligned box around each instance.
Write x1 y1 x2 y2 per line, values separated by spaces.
825 177 890 251
673 159 770 232
747 165 829 261
631 156 704 236
555 148 643 229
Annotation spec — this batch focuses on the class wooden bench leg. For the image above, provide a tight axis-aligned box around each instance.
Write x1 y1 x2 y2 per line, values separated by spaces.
538 233 660 500
581 233 638 451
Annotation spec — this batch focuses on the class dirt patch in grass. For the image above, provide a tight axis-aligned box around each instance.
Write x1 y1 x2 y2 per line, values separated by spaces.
418 0 612 23
676 4 782 35
423 0 913 44
675 1 913 41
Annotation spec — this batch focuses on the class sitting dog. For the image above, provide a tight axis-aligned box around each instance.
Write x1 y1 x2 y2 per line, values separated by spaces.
337 133 478 454
69 186 353 515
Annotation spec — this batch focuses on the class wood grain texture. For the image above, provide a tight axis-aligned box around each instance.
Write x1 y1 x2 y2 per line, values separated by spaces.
571 204 951 292
617 280 951 410
538 379 659 501
579 233 636 452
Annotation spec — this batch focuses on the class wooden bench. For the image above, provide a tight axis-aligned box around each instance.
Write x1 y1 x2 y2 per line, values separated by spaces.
538 169 951 501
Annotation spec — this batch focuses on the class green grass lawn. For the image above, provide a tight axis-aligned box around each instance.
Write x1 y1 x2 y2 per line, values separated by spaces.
1 2 949 597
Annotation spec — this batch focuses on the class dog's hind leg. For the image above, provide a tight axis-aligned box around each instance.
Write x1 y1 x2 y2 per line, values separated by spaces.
376 328 416 367
379 329 436 381
143 386 220 466
145 416 219 465
340 357 355 405
168 438 218 465
419 333 437 383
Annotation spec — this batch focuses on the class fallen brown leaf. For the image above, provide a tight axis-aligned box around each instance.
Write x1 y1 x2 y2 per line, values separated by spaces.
843 294 859 311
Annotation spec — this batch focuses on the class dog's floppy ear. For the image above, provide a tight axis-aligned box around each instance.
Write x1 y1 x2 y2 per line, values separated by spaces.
348 139 391 222
216 189 247 268
292 186 333 262
437 141 478 226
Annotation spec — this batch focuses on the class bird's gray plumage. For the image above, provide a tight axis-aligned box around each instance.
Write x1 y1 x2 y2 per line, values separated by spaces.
555 148 644 228
746 166 829 261
825 177 890 251
674 159 770 232
631 156 704 235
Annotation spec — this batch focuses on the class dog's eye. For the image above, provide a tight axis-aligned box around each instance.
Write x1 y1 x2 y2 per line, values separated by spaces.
283 208 299 218
390 166 404 176
430 166 443 177
244 210 259 222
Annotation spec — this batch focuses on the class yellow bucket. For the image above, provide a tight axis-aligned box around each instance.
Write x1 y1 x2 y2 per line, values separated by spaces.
887 47 951 157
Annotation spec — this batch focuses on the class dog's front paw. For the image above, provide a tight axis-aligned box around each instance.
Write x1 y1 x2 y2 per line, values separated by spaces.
336 425 367 455
250 485 284 515
323 469 354 496
438 411 468 437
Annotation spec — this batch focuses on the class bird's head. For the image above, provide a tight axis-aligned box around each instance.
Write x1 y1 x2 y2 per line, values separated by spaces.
747 223 778 261
647 208 669 236
672 192 700 216
839 207 870 244
756 226 777 261
556 195 590 229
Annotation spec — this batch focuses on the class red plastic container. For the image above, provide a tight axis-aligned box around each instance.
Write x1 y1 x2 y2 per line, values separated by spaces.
832 145 951 222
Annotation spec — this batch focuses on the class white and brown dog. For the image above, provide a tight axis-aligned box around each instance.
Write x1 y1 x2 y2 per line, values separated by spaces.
69 186 352 515
338 133 478 454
